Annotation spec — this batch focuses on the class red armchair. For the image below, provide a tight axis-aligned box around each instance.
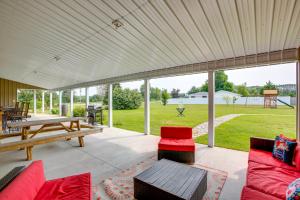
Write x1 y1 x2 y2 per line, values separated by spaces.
0 160 92 200
158 126 195 163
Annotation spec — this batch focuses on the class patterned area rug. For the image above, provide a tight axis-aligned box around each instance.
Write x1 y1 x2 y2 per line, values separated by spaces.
93 157 227 200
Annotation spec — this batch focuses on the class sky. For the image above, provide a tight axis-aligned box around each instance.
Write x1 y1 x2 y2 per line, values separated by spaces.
81 62 296 95
120 62 296 93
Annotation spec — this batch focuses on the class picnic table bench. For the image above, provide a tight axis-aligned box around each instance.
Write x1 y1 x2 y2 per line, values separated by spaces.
0 117 102 160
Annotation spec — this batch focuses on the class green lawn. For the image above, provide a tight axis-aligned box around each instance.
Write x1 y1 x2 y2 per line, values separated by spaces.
39 101 296 152
195 114 296 151
102 102 296 152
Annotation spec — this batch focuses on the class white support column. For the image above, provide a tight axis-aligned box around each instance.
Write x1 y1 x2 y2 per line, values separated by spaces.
108 84 113 127
70 90 74 117
85 87 89 108
144 79 150 135
49 92 53 111
208 70 215 147
41 91 45 113
33 90 37 115
297 61 300 140
59 91 62 116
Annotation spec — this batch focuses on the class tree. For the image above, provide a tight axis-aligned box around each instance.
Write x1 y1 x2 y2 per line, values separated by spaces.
223 95 232 105
260 81 277 95
150 87 161 101
236 83 249 97
200 71 234 92
248 87 260 96
161 89 170 106
113 87 143 110
170 88 180 98
200 81 208 92
140 84 161 101
187 86 202 94
215 71 234 92
103 83 121 105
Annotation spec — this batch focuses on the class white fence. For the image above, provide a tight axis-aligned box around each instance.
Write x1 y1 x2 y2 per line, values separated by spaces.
168 96 292 105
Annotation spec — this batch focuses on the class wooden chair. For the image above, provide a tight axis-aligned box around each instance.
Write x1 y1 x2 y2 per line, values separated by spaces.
14 102 19 110
22 103 30 120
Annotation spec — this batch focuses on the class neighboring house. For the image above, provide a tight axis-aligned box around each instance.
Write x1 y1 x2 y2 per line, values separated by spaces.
188 92 208 98
215 90 241 99
188 90 240 99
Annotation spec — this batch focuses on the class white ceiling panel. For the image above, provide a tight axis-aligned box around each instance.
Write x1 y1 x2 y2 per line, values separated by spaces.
0 0 299 89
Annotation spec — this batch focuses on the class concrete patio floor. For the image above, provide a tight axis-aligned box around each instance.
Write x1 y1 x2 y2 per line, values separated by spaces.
0 127 248 200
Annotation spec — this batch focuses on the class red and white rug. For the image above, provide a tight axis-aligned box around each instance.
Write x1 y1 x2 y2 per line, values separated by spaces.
93 157 227 200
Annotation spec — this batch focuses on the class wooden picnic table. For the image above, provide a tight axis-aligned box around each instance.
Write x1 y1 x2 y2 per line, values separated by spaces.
1 117 101 160
4 117 90 142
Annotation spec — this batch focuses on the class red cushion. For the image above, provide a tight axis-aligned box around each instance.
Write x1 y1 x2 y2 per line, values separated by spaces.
241 186 281 200
246 161 300 199
0 160 46 200
161 126 192 139
34 173 91 200
158 138 195 152
249 148 297 171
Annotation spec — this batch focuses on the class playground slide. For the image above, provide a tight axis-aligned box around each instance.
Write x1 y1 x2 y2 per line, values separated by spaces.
277 99 294 109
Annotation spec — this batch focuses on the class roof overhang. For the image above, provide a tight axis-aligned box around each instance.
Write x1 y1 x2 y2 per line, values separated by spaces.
0 0 299 90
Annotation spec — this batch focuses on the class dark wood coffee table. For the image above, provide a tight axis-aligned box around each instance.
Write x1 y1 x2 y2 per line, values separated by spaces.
134 159 207 200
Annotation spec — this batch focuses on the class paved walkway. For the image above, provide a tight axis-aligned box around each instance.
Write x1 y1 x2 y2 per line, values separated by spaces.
193 114 242 138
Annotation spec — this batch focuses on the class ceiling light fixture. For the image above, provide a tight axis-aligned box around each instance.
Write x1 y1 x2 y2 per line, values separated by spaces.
54 56 61 61
112 19 124 30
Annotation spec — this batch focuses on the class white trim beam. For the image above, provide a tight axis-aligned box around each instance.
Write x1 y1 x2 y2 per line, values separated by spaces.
54 49 299 91
144 79 150 135
208 71 215 148
108 84 113 128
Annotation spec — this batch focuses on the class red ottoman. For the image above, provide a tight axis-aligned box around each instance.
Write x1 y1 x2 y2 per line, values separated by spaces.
158 126 195 163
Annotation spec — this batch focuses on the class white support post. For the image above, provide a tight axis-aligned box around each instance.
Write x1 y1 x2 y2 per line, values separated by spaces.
41 91 45 113
49 92 53 111
33 90 37 115
297 61 300 140
85 87 89 108
108 84 113 127
208 71 215 147
59 91 62 116
144 79 150 135
85 87 89 117
70 90 74 117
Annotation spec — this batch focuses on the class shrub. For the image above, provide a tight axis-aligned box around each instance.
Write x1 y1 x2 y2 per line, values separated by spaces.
51 108 59 115
161 89 170 106
113 87 142 110
73 106 86 117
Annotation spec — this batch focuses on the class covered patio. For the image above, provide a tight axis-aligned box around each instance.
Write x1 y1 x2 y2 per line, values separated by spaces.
0 126 248 199
0 0 300 199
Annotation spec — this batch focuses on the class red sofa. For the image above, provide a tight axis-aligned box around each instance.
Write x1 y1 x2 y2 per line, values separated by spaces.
158 126 195 163
241 137 300 200
0 160 92 200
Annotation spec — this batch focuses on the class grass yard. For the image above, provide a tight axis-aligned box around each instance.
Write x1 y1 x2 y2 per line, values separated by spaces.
195 114 296 151
39 101 295 152
102 102 296 152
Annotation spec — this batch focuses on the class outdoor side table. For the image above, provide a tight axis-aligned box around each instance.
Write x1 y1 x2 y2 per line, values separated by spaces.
134 159 207 200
